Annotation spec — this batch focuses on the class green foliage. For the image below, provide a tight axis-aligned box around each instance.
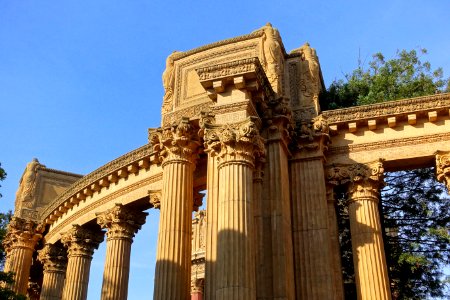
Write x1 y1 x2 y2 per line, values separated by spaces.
325 49 450 299
320 49 450 110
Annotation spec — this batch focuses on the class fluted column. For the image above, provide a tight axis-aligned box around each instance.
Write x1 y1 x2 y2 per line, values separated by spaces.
150 117 200 300
205 153 219 300
38 243 68 300
346 161 391 300
201 116 265 299
290 115 337 299
61 224 104 300
96 204 148 300
436 151 450 194
2 217 42 296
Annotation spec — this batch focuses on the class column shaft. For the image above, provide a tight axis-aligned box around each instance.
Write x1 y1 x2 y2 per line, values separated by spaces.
216 161 256 299
62 255 92 300
41 271 66 300
101 239 132 299
154 160 194 300
348 197 391 300
205 154 219 300
290 159 335 300
3 247 34 295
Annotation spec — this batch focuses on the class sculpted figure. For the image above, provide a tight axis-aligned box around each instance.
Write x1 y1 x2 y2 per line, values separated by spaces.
260 23 283 93
297 43 320 110
162 51 179 114
15 158 43 209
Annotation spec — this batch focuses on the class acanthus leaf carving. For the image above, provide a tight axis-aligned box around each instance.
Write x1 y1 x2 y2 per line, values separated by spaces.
149 190 162 209
291 114 330 154
60 224 104 258
96 203 148 241
37 243 68 272
436 151 450 193
3 217 43 254
149 117 201 166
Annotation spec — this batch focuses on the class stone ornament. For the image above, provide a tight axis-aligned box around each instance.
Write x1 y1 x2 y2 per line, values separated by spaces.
162 51 180 114
200 115 265 166
60 224 104 258
436 151 450 193
15 158 45 210
96 203 148 241
259 23 284 94
148 189 162 209
292 114 330 152
149 117 201 166
326 160 384 200
37 243 68 272
3 217 42 254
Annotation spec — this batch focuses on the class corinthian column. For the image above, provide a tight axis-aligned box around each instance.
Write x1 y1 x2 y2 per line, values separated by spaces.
346 161 391 300
290 115 338 300
2 217 42 296
436 151 450 193
96 204 148 300
201 116 265 299
61 224 104 300
38 243 68 300
149 117 200 300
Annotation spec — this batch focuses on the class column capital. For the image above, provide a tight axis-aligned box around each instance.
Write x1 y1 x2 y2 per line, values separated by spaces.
326 160 384 201
149 117 201 166
436 150 450 193
3 217 42 254
149 189 162 209
291 114 330 159
200 115 265 167
37 243 67 273
61 224 104 258
261 97 294 145
96 203 148 241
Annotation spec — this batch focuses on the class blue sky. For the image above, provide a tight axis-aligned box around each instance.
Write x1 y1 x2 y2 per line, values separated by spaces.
1 1 449 299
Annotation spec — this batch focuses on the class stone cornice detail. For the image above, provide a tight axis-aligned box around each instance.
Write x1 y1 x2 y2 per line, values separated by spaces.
199 114 265 167
37 243 68 273
326 160 384 201
322 92 450 126
3 217 42 254
149 117 201 166
61 225 104 258
436 151 450 192
196 57 275 101
96 204 148 241
41 144 153 223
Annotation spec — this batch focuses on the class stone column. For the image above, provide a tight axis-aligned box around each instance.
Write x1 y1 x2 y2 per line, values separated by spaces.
38 243 68 300
150 117 200 300
290 115 337 299
436 151 450 193
2 217 42 296
346 161 391 300
61 224 104 300
201 116 264 300
260 102 295 299
96 204 147 300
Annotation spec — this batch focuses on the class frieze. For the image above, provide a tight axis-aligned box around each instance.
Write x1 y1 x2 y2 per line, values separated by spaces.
40 143 153 221
322 93 450 124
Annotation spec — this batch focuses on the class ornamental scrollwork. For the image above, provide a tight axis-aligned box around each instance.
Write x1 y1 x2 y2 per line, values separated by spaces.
2 217 43 254
96 203 147 241
149 117 201 166
37 243 68 272
60 224 104 258
199 114 265 167
436 151 450 193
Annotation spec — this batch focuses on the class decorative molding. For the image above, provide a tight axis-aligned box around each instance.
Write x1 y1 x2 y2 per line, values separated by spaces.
436 151 450 193
45 173 162 242
60 225 104 258
149 117 201 166
200 115 265 167
40 143 153 222
322 93 450 124
96 204 148 241
37 243 68 273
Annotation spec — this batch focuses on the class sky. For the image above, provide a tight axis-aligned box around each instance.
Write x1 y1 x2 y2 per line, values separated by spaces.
1 1 450 299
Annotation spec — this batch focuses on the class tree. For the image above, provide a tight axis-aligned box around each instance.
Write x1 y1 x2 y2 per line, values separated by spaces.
322 49 450 299
0 163 26 300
